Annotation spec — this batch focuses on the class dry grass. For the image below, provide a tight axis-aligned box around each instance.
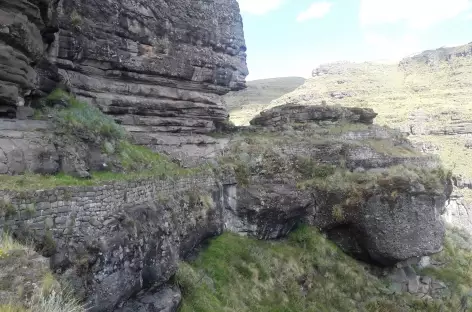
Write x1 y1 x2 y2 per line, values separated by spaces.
0 234 84 312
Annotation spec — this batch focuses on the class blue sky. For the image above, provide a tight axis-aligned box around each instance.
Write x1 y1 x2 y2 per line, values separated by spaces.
237 0 472 80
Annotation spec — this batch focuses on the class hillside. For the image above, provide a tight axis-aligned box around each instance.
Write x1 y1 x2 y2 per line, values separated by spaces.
224 77 305 125
231 43 472 199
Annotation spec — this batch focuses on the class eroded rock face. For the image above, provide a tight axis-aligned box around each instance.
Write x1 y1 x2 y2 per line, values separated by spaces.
223 104 451 265
0 0 47 111
0 0 248 165
49 0 248 162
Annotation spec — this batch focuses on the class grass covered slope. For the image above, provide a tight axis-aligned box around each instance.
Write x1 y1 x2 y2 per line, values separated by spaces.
224 77 305 126
177 226 472 312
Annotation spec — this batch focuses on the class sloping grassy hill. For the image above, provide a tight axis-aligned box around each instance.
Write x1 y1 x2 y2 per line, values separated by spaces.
177 226 472 312
229 43 472 193
224 77 305 125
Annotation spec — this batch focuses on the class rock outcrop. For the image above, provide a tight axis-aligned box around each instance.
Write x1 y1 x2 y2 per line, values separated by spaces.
0 0 58 113
250 104 377 127
262 44 472 237
50 0 248 162
223 105 451 265
0 0 248 165
0 104 453 310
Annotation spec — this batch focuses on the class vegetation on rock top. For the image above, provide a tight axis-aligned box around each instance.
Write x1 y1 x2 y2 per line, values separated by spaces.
0 90 206 190
227 48 472 202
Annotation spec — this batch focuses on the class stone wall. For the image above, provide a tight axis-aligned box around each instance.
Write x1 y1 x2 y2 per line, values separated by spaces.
0 174 219 242
0 173 236 311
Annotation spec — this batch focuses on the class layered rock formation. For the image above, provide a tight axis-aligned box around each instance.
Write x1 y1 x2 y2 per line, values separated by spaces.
0 0 58 113
50 0 248 162
0 0 248 165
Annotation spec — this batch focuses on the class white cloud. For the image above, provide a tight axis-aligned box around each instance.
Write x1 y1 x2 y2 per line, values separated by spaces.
237 0 284 15
360 0 471 29
363 32 421 60
296 2 333 22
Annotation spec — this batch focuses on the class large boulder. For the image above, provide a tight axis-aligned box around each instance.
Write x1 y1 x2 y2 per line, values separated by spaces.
223 104 451 265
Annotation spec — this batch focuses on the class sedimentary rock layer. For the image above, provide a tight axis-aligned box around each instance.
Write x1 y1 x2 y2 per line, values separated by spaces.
49 0 248 160
0 0 248 163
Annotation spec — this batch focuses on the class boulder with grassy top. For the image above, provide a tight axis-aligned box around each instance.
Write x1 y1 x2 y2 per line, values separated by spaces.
222 104 451 265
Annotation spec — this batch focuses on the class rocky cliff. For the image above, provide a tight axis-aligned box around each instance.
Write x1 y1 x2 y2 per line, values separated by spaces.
0 0 248 165
0 103 453 311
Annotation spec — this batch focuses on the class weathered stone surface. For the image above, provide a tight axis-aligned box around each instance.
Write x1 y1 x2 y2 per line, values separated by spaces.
46 0 248 162
0 0 46 110
0 119 113 176
0 0 248 165
115 286 181 312
223 105 450 265
386 264 449 299
250 104 377 127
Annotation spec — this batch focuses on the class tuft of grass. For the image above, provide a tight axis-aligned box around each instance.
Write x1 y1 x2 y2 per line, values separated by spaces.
0 233 84 312
177 226 465 312
33 287 84 312
0 232 27 257
47 89 126 141
70 10 82 27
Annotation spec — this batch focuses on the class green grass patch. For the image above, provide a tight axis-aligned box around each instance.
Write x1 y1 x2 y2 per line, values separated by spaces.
0 167 205 191
0 305 27 312
364 139 420 157
46 89 126 141
0 232 27 258
0 90 208 190
177 226 463 312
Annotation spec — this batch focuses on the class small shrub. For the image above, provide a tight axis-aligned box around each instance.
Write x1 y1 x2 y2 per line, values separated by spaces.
70 10 82 27
294 157 336 179
48 89 127 141
233 162 250 187
41 230 56 255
